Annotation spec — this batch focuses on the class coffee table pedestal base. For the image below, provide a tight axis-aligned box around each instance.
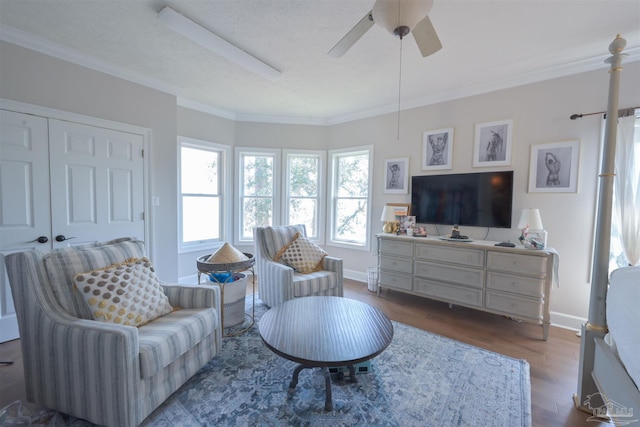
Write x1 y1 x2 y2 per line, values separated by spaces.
288 364 357 411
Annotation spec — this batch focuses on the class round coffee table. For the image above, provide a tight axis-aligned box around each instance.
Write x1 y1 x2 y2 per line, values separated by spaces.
258 296 394 411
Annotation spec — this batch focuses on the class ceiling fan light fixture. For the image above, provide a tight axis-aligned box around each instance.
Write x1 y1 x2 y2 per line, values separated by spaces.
372 0 433 37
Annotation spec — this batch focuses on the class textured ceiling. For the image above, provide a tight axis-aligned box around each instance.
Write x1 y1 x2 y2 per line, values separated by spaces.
0 0 639 124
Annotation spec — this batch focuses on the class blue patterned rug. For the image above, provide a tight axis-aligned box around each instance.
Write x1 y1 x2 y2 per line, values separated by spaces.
3 295 531 427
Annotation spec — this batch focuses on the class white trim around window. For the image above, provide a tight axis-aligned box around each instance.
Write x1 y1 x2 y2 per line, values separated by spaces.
283 149 326 244
178 136 231 253
327 145 373 251
234 147 281 244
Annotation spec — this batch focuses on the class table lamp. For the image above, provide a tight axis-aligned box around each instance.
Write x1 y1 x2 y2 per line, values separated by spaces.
517 208 547 249
380 206 398 233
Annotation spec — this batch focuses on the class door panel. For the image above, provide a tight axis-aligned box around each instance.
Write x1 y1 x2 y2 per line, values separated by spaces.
0 111 147 343
49 119 145 248
0 110 51 342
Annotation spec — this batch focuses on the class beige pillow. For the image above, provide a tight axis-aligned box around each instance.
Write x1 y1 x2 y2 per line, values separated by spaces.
274 232 327 274
74 257 173 327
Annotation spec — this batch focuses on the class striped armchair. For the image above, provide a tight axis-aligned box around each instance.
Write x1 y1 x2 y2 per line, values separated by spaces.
5 238 222 427
254 225 343 307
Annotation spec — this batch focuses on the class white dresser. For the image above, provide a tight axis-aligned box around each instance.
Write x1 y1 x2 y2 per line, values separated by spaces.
377 234 557 340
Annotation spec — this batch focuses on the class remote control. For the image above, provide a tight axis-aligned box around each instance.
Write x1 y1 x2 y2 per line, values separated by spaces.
494 242 516 247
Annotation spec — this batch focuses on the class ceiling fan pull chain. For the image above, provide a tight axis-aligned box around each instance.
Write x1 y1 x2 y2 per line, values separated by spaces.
397 37 404 140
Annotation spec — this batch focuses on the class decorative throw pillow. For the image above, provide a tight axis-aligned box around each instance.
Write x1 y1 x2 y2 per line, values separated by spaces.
274 232 327 274
74 257 173 327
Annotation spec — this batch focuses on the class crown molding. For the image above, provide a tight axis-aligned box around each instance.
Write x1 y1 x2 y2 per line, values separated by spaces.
326 46 640 126
2 24 638 126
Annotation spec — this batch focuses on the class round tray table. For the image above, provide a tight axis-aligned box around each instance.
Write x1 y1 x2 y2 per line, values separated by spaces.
197 253 255 337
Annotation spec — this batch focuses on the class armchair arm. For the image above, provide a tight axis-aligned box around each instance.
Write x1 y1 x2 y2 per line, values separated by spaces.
258 259 295 307
162 283 221 311
323 256 342 273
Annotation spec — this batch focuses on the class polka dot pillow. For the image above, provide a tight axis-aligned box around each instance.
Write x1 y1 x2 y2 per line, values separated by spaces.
274 232 327 274
74 257 173 327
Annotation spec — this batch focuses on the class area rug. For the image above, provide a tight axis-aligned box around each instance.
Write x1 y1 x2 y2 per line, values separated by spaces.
3 295 531 427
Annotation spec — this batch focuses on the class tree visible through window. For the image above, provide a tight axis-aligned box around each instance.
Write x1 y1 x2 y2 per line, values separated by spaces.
286 152 323 239
330 147 371 247
240 153 274 240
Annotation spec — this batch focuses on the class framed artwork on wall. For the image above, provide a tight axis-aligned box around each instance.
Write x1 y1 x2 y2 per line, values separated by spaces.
473 119 513 167
383 157 409 194
528 140 580 193
422 128 454 170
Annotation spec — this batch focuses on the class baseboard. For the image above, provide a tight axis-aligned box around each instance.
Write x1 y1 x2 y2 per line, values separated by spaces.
344 268 368 283
550 311 587 332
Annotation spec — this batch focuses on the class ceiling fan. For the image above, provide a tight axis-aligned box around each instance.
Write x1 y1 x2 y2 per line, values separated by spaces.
328 0 442 58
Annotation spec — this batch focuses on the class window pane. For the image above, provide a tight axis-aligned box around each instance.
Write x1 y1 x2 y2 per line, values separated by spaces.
243 155 273 196
335 198 367 244
289 198 317 237
182 196 220 242
242 197 272 239
337 154 369 197
289 156 318 197
181 147 219 195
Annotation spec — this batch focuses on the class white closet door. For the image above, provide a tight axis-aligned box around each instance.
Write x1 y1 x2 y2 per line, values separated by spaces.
48 119 145 247
0 110 51 342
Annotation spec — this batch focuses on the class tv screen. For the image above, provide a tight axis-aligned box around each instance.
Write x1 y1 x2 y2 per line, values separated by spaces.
411 171 514 228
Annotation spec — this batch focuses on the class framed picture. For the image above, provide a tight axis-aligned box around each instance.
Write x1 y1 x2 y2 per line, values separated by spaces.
386 203 411 217
473 119 513 167
383 157 409 194
528 140 580 193
422 128 454 170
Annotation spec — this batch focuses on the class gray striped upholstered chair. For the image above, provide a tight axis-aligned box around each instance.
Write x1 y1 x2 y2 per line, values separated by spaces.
253 225 343 307
5 238 222 427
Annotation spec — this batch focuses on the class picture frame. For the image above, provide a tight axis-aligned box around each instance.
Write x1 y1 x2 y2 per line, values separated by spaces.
528 140 580 193
473 119 513 167
422 128 454 170
383 157 409 194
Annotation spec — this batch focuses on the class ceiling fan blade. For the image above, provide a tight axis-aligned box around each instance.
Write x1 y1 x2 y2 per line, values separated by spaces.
412 15 442 57
327 11 374 57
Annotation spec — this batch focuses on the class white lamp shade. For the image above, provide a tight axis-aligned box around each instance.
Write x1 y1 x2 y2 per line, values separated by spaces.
372 0 433 35
517 208 544 230
381 206 398 222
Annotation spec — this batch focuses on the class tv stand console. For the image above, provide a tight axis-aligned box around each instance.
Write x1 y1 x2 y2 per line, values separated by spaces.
376 234 557 340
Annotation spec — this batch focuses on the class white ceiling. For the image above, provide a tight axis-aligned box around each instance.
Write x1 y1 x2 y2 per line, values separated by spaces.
1 0 639 125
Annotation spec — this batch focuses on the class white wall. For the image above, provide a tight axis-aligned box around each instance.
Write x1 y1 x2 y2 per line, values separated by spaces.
2 40 639 329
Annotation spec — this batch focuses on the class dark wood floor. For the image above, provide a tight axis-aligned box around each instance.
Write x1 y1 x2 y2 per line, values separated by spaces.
0 278 604 426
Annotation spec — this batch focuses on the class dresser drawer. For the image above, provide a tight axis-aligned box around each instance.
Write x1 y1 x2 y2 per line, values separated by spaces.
415 260 483 289
414 278 483 308
487 251 548 277
486 271 545 298
485 291 543 320
380 255 413 273
379 271 412 291
379 239 414 257
415 244 484 267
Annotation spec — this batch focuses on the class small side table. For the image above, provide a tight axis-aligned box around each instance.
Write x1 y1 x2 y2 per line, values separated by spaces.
197 253 255 337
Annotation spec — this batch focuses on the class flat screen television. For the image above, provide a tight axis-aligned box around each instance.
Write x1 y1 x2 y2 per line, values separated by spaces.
411 171 514 228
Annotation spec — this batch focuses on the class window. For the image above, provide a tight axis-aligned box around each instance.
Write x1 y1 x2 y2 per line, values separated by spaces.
236 148 280 242
284 150 325 241
179 137 230 252
328 146 373 249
